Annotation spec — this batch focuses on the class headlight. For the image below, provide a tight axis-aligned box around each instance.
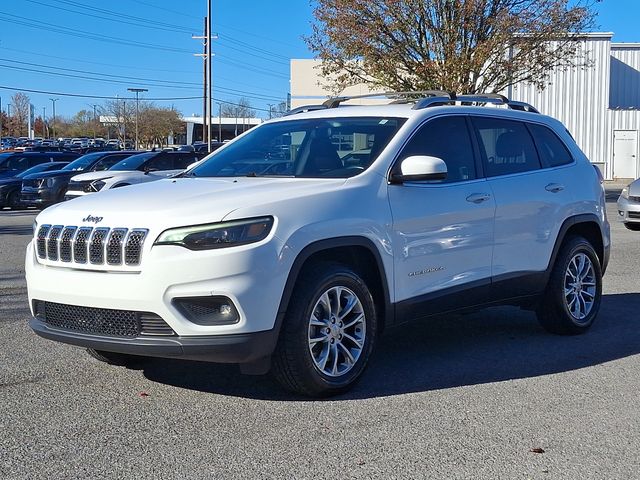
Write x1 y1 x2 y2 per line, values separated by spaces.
155 216 274 251
89 180 106 192
621 186 629 199
45 178 56 188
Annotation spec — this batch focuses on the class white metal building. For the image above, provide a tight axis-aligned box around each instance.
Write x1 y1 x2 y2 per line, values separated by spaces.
290 33 640 180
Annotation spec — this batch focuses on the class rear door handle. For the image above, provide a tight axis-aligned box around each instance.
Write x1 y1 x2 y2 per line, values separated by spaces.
545 183 565 193
466 193 492 204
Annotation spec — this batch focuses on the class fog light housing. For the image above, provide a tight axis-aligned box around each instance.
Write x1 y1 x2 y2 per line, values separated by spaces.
173 296 240 326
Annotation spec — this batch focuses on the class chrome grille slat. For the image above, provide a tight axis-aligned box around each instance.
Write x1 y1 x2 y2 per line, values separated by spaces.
125 229 148 266
35 225 147 267
106 228 127 265
89 228 109 264
73 227 92 264
46 226 63 261
36 225 51 259
59 226 77 262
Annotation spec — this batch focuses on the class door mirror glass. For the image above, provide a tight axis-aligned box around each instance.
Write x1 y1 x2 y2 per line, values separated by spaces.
390 155 447 183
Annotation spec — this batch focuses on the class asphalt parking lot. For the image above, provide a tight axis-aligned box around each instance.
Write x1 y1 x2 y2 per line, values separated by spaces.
1 189 638 479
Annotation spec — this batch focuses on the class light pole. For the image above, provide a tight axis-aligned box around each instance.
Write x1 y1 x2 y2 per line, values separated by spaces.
127 88 147 150
93 104 98 139
49 98 58 140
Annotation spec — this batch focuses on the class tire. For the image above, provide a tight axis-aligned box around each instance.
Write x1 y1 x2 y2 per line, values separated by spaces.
7 190 21 209
272 262 378 397
86 348 147 367
624 222 640 231
536 236 602 335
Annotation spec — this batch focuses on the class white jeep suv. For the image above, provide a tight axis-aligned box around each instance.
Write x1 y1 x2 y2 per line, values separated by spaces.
26 93 610 397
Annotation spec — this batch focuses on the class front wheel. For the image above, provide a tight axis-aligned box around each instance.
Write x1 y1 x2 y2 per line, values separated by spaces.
272 263 378 397
536 236 602 335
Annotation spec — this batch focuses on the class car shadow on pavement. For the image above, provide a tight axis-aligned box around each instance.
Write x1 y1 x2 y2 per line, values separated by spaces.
0 225 34 235
141 292 640 401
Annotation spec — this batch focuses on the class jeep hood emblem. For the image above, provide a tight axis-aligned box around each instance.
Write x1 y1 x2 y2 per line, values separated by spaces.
82 215 104 224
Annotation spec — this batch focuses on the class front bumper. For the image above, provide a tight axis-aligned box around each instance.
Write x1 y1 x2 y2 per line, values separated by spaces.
25 235 288 337
21 187 57 206
29 317 277 363
617 196 640 223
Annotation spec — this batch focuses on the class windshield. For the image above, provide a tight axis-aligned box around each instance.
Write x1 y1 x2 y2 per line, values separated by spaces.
0 153 14 168
109 152 156 171
188 117 405 178
62 152 104 171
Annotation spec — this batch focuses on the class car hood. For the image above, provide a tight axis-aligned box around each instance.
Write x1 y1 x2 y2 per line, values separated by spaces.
37 177 348 228
628 179 640 196
71 170 181 182
0 176 20 185
22 170 75 180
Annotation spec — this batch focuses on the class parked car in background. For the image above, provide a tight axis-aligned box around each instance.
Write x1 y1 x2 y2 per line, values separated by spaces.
617 180 640 230
179 141 224 154
0 151 80 179
65 150 204 200
0 161 71 209
21 150 139 208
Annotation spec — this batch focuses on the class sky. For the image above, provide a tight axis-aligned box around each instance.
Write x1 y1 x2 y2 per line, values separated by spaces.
0 0 637 121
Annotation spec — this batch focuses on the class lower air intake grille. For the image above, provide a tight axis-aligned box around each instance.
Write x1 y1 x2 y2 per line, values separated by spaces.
34 301 175 337
629 211 640 219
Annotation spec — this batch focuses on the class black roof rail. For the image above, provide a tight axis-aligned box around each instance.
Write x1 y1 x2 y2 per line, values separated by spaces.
412 91 539 113
322 91 451 108
284 104 328 116
508 101 540 113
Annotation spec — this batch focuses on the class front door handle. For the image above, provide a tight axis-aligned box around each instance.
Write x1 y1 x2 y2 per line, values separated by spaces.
545 183 565 193
466 193 492 204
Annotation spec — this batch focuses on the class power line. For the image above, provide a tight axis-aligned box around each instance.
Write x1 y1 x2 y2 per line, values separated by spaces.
0 12 194 54
0 85 275 113
0 85 201 100
0 58 286 101
23 0 198 35
0 45 288 95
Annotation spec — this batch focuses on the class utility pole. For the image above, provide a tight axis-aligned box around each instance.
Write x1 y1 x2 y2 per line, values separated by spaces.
49 98 58 140
193 17 208 144
207 0 212 151
42 106 46 138
92 104 98 139
217 102 222 142
127 88 148 150
0 96 2 141
267 103 274 119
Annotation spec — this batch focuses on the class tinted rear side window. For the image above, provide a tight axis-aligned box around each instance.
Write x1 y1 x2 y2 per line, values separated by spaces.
528 124 573 168
472 117 541 177
400 116 476 183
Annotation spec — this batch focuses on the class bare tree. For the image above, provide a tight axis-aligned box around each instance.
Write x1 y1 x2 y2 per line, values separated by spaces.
307 0 599 94
101 99 135 143
138 104 183 148
11 92 31 136
221 97 256 118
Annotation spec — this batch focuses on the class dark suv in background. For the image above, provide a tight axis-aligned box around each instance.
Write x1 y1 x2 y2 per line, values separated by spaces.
0 162 71 209
20 151 138 208
0 151 79 179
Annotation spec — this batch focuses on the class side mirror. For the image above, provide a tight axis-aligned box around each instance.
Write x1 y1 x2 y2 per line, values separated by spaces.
389 155 447 184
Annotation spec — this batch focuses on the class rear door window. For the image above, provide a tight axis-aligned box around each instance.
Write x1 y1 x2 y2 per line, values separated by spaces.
471 117 541 177
528 124 573 168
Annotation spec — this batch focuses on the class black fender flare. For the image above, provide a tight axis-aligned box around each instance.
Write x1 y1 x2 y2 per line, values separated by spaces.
274 236 393 334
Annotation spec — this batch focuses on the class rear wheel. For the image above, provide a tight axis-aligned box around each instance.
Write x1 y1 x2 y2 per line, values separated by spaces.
536 236 602 335
624 222 640 231
86 348 147 367
272 263 378 397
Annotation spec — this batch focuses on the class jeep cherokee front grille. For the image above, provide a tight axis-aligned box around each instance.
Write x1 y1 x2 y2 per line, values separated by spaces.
33 300 175 337
36 224 148 267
